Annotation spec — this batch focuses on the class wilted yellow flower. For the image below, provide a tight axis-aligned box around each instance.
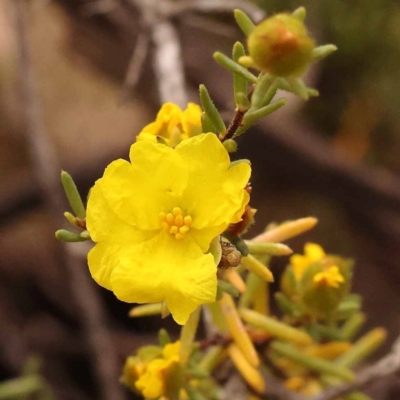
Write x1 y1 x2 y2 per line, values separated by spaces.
290 242 325 280
86 133 251 324
313 265 344 288
137 102 202 146
135 342 181 399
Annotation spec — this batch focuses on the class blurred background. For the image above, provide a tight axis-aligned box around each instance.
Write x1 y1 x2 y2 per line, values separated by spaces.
2 0 400 399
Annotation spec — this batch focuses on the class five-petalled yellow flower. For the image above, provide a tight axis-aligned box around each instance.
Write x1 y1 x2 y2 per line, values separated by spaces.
86 133 251 324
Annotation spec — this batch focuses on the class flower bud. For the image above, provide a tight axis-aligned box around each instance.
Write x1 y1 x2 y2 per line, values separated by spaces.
299 257 353 320
247 14 315 77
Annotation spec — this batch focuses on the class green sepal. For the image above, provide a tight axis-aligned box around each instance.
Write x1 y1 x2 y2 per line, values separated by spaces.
312 44 338 61
233 9 256 36
217 280 240 298
274 292 302 318
213 52 258 84
199 84 226 135
137 345 163 362
292 6 306 21
286 77 310 100
55 229 90 242
278 78 319 99
61 171 86 219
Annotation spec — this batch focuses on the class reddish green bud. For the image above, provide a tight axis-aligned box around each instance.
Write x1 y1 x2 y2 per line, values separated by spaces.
247 14 315 77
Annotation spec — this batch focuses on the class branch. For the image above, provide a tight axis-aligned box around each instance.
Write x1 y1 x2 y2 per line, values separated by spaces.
12 1 125 400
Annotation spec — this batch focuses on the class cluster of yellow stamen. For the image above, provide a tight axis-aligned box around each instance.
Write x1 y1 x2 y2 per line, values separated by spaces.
160 207 192 240
313 266 344 288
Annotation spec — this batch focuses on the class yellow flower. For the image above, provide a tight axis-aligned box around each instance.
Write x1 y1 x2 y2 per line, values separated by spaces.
290 242 325 280
137 102 202 146
313 265 345 288
86 133 251 324
135 342 181 399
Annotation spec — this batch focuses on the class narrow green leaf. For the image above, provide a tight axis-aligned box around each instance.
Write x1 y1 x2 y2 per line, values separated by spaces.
199 84 226 135
340 312 366 340
334 328 387 368
217 280 240 297
232 42 248 106
55 229 89 242
239 272 263 309
61 171 86 219
251 73 275 109
213 52 258 84
201 112 216 134
243 99 287 126
270 342 355 381
240 310 313 345
158 329 171 346
234 9 256 36
246 241 292 256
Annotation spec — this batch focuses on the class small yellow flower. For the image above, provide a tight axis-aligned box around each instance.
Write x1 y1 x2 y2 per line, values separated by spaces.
137 102 202 146
290 242 325 280
86 133 251 324
135 342 181 399
313 265 345 288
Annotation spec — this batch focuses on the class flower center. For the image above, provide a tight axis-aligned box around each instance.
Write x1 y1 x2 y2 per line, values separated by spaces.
160 207 192 240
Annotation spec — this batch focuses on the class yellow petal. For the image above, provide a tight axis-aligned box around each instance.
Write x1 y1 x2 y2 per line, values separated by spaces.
110 232 217 325
176 133 251 229
304 243 325 261
136 103 182 142
135 359 169 399
98 142 188 230
181 103 202 137
86 176 153 243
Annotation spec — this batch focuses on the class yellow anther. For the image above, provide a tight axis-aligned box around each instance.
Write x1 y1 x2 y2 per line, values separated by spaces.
179 226 190 234
169 226 179 234
160 207 192 240
175 214 183 227
172 207 182 216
